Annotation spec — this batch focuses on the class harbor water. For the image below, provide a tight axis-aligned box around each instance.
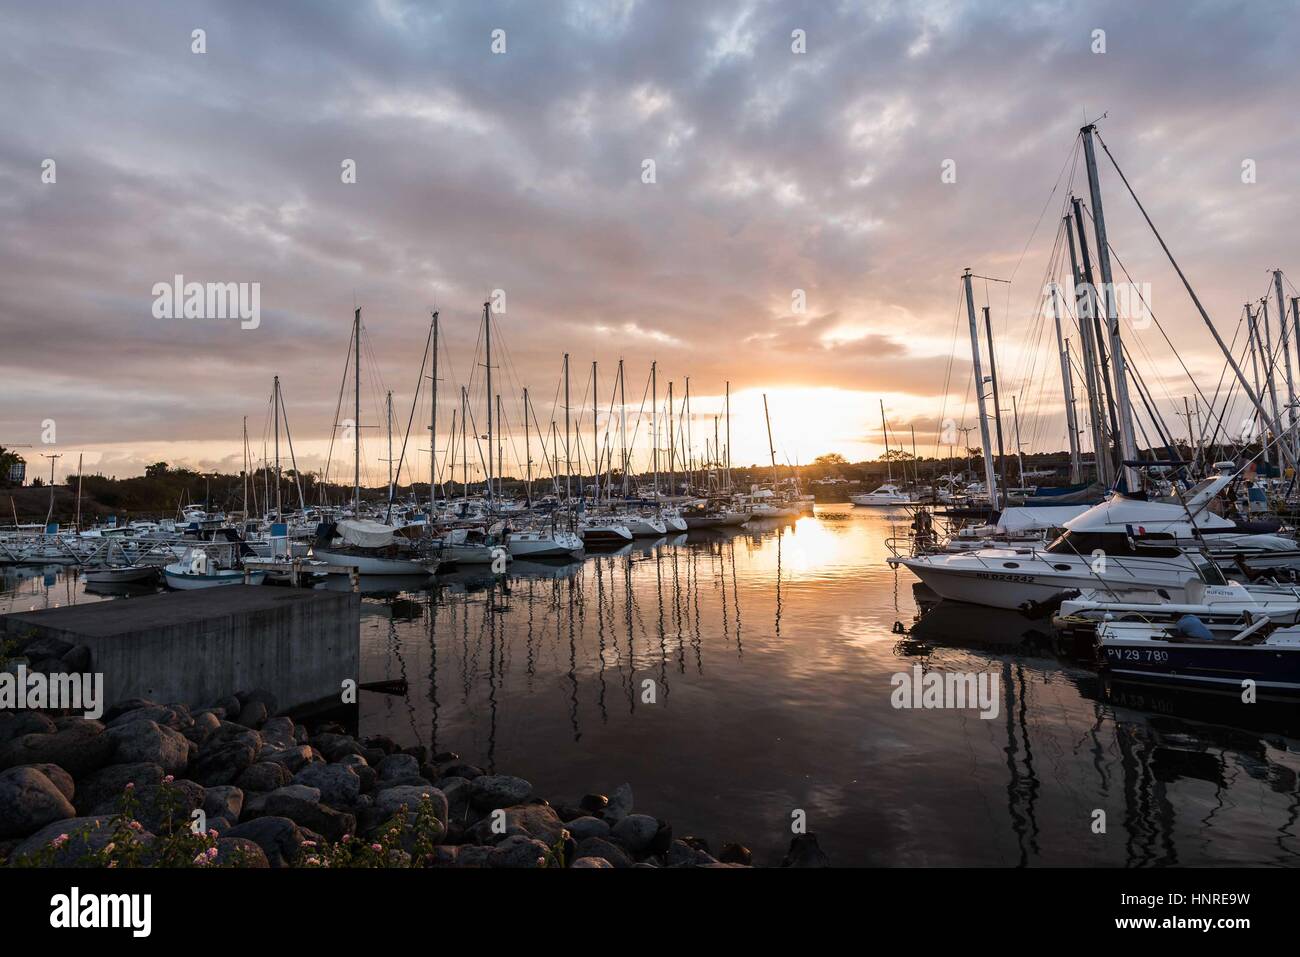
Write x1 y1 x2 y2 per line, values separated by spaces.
4 506 1298 866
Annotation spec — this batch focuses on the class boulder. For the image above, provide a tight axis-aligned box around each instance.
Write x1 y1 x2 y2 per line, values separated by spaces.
564 815 611 843
202 785 244 825
0 718 114 777
377 753 420 781
235 761 291 793
603 782 633 823
719 842 752 866
0 712 56 745
94 779 204 835
488 834 553 868
610 813 659 855
184 711 221 748
0 767 75 839
261 786 354 843
74 763 164 815
60 645 92 673
10 815 150 867
259 717 295 750
20 764 74 803
223 816 307 868
781 833 829 868
105 719 193 774
310 733 365 763
258 745 317 775
293 763 361 808
469 774 531 810
213 836 269 867
572 856 613 868
573 836 633 868
106 704 192 731
375 785 447 825
469 803 565 846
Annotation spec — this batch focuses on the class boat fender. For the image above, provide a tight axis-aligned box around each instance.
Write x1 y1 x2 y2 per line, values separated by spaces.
1173 615 1214 642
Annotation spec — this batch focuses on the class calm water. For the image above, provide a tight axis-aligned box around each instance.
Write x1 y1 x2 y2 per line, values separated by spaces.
6 507 1300 866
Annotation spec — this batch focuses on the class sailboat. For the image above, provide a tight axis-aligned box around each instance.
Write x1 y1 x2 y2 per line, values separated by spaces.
852 401 914 507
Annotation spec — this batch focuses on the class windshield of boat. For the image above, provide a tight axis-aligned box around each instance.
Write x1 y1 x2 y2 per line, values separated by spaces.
1044 529 1182 558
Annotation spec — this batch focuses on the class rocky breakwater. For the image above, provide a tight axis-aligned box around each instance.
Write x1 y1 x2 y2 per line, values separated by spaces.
0 691 829 868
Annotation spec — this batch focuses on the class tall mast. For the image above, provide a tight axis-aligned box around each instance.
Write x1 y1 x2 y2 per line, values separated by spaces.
1065 210 1109 487
592 360 598 506
685 377 692 491
1081 124 1139 491
1273 271 1295 456
563 353 571 503
483 301 494 508
983 306 1010 496
725 380 731 491
667 381 675 496
619 359 628 498
763 393 777 484
460 386 468 504
1247 303 1270 470
523 387 531 506
496 393 503 502
385 390 394 504
242 417 249 520
1070 197 1121 486
651 362 659 501
963 269 999 508
353 307 361 512
1050 282 1083 483
430 311 438 516
274 374 282 518
1011 394 1025 486
881 399 892 482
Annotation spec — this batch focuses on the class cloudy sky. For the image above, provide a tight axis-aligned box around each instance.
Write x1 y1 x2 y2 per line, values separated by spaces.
2 0 1297 486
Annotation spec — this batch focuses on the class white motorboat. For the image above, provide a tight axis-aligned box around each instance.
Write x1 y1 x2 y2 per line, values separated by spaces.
623 515 669 537
312 519 439 576
578 520 634 545
851 483 913 507
164 549 265 589
507 529 584 560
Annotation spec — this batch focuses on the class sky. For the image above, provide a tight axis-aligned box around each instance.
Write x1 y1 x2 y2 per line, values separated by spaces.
2 0 1297 487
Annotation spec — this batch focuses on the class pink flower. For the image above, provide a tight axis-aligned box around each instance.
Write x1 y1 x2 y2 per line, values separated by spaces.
128 821 144 832
124 782 134 790
301 840 316 847
163 775 174 783
50 834 69 848
370 843 382 852
103 843 115 854
305 855 321 865
193 853 206 865
205 847 218 860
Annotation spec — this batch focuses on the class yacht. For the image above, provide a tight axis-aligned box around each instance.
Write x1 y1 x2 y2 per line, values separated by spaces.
851 483 913 507
312 519 439 576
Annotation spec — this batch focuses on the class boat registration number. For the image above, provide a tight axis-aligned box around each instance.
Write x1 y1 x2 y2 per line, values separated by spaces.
974 572 1036 584
1104 648 1170 663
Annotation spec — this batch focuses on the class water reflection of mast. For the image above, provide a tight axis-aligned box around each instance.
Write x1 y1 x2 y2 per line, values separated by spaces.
594 553 610 723
689 539 703 674
655 539 670 700
485 583 499 772
671 543 685 674
774 525 784 637
566 566 581 742
426 590 440 755
729 537 743 655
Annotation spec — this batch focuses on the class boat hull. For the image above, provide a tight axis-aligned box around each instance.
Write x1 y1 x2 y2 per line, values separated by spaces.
164 568 266 589
312 548 437 576
1099 628 1300 695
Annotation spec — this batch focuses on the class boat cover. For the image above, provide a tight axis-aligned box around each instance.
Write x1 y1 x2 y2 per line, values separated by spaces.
994 505 1090 534
337 519 395 548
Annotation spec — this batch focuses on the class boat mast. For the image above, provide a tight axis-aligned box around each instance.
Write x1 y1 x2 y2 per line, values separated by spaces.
353 307 361 512
982 306 1010 496
523 387 532 506
763 393 777 485
385 390 393 505
592 360 598 507
880 399 892 483
74 452 83 531
667 381 675 497
460 386 468 506
274 374 282 519
1011 394 1025 486
242 417 249 520
1065 208 1111 488
496 393 503 502
564 353 571 504
962 269 1000 508
725 380 732 492
430 311 438 516
685 377 692 492
1081 124 1140 491
483 301 494 509
651 361 659 501
1050 282 1083 483
1274 272 1296 457
619 358 628 498
1246 303 1270 471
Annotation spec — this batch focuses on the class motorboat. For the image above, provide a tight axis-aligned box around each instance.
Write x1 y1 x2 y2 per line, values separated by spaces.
81 564 160 585
312 519 439 576
507 528 584 560
851 483 913 507
164 548 265 589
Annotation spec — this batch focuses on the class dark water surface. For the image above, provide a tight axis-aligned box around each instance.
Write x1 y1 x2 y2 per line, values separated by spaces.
6 506 1300 866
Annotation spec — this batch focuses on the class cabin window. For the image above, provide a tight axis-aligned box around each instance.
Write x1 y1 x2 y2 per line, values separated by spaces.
1003 562 1019 569
1044 530 1181 558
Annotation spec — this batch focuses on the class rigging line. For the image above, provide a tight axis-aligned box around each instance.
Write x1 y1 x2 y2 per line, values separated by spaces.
384 322 435 522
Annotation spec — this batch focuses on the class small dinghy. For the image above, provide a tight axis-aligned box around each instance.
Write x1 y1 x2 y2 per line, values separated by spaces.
164 548 265 590
82 564 159 585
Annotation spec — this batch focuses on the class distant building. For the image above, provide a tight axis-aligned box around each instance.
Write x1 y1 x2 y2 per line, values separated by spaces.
7 455 25 485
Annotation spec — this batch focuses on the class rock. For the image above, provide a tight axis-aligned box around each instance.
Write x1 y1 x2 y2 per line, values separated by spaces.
310 733 365 763
441 762 483 780
234 700 268 729
74 763 164 815
362 734 398 755
719 842 752 865
469 774 531 810
224 817 307 868
184 711 221 747
20 764 74 802
235 688 277 718
603 783 633 823
235 761 290 793
0 718 114 777
579 793 609 813
377 753 420 781
259 717 295 750
431 751 459 765
105 719 193 774
611 813 659 855
572 856 613 868
781 833 829 868
489 834 553 868
214 696 241 717
189 731 260 787
60 646 92 673
102 698 159 723
202 786 244 825
564 815 611 842
573 836 632 868
0 767 75 839
213 836 269 867
261 786 354 843
259 745 317 774
106 704 191 731
554 803 590 822
470 803 565 846
293 763 361 808
453 844 495 867
10 815 151 867
0 712 56 745
666 839 718 867
375 785 447 825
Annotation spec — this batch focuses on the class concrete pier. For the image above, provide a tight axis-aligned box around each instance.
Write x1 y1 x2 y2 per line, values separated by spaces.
1 586 359 712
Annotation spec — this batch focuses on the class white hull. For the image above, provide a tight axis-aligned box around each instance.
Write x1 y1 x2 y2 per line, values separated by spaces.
624 517 669 537
507 531 584 559
82 565 158 584
164 567 265 589
441 543 508 565
312 548 437 576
